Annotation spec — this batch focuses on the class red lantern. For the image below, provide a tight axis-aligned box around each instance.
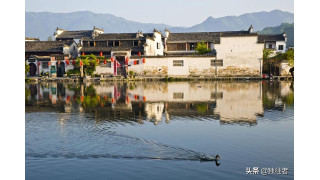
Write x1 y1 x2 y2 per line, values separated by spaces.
111 98 114 103
138 52 141 56
82 52 85 56
143 58 146 63
100 52 103 56
37 61 41 66
48 62 51 66
111 57 114 62
134 94 138 99
58 61 60 65
81 96 84 102
72 60 75 65
104 95 107 101
66 60 69 65
104 60 107 64
126 57 129 62
80 60 83 66
96 59 99 63
143 96 146 101
134 60 137 65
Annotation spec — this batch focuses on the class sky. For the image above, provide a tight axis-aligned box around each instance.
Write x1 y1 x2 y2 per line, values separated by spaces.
25 0 294 27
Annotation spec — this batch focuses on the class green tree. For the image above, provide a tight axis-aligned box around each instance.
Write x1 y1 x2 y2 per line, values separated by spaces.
263 49 273 61
196 41 211 54
283 49 294 67
75 54 99 76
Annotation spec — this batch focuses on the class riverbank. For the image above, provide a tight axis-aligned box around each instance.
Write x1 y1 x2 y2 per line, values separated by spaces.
25 76 293 83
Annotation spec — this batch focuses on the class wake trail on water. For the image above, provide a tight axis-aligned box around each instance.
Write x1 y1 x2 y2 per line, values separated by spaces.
26 130 217 162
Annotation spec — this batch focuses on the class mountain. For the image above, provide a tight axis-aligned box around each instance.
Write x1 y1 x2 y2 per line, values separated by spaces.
25 11 172 40
257 23 294 47
25 10 293 40
169 10 293 32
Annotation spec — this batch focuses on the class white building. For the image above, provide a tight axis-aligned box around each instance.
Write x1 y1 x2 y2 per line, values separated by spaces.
258 33 287 53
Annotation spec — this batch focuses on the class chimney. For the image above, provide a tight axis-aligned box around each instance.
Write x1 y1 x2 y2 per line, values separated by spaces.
248 25 253 33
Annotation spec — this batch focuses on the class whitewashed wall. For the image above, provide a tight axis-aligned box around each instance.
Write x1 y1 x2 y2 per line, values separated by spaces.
214 36 264 76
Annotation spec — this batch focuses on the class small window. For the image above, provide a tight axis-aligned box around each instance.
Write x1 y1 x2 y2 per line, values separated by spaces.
211 59 223 66
133 40 138 46
268 44 272 49
173 93 184 99
108 41 113 46
157 43 160 49
189 43 195 50
42 62 49 69
211 92 223 99
115 41 119 46
173 60 184 67
278 45 284 50
89 41 94 47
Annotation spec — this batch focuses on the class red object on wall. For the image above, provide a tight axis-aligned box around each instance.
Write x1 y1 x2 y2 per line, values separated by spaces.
134 60 137 65
96 59 99 63
138 52 141 56
66 60 69 65
82 52 85 56
104 60 107 64
58 61 60 65
143 96 146 101
48 62 51 66
72 60 75 65
100 52 103 56
126 57 129 62
80 60 83 66
81 96 84 102
111 57 114 62
134 94 138 99
143 58 145 63
37 61 41 66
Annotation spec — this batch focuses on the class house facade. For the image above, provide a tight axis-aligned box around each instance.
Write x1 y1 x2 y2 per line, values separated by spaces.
258 33 287 53
25 41 77 77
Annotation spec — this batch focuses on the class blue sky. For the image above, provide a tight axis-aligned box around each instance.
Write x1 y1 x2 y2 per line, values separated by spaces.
25 0 294 27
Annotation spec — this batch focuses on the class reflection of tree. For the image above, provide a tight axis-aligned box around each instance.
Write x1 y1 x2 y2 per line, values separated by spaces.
196 104 208 114
262 81 294 109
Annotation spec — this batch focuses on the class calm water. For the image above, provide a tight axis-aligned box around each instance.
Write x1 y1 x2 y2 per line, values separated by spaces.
25 81 294 180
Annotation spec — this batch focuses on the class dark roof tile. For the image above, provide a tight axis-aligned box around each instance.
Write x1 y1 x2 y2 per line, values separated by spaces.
258 34 285 43
25 41 75 52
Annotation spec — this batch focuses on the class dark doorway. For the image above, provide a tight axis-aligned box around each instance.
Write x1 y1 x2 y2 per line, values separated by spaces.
57 62 65 77
116 56 126 76
29 63 37 76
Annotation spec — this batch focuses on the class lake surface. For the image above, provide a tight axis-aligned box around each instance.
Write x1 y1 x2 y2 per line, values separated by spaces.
25 81 294 180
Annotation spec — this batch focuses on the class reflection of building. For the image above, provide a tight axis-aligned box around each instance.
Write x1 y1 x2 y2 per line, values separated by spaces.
26 81 283 126
214 83 263 124
145 103 165 125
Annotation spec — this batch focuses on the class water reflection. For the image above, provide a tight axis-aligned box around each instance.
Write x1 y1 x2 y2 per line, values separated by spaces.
25 81 294 126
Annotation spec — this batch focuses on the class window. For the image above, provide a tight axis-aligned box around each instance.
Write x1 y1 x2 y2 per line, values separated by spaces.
268 44 272 49
115 41 119 46
278 45 284 50
173 60 184 66
89 41 94 47
173 93 184 99
211 59 223 66
211 92 223 99
189 43 195 50
157 43 160 49
133 40 138 46
42 62 49 69
108 41 113 46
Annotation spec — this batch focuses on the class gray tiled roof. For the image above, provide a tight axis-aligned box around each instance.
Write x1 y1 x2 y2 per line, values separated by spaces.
90 33 155 41
56 30 93 39
167 31 257 43
258 34 285 43
80 46 144 52
25 41 75 52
